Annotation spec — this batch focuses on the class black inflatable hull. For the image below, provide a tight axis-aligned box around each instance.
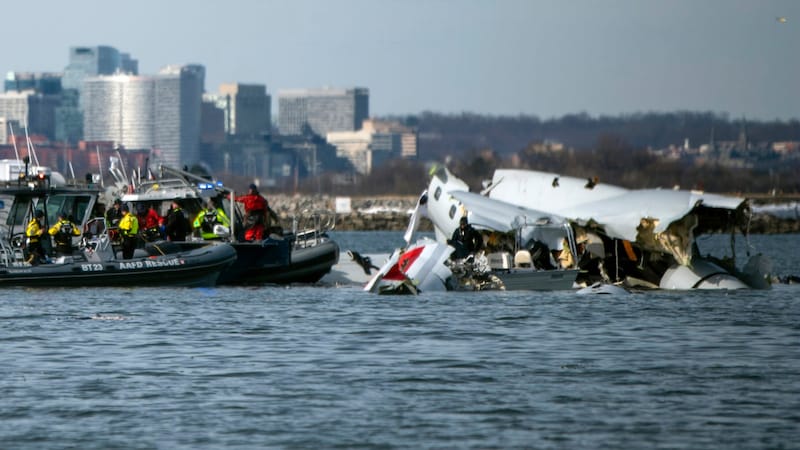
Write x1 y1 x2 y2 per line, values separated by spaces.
217 239 340 285
0 243 237 288
150 237 340 285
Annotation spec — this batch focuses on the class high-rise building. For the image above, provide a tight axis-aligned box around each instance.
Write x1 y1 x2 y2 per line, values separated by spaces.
58 45 139 143
62 46 138 91
0 117 21 144
325 119 417 175
217 83 271 137
2 72 62 141
82 74 154 150
277 87 368 136
0 90 59 140
153 64 204 167
82 64 204 168
4 72 62 95
200 95 226 144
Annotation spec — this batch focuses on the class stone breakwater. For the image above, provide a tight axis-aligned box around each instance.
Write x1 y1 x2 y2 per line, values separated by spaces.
268 195 432 231
267 194 799 233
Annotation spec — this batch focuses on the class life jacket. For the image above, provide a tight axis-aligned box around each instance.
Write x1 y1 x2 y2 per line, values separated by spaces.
119 212 139 237
202 210 218 232
54 220 76 245
26 219 43 242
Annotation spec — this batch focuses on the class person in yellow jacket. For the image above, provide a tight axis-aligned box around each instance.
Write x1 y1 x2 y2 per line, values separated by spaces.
25 209 47 264
192 201 231 240
118 204 139 259
48 211 81 256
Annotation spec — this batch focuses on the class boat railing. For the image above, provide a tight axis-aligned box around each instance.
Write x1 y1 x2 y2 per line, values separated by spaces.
290 209 336 249
0 225 25 266
80 217 117 262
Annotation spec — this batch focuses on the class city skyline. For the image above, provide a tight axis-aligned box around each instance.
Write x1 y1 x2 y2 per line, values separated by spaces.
1 0 797 121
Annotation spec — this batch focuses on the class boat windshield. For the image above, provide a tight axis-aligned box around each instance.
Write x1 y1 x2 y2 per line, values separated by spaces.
5 193 95 232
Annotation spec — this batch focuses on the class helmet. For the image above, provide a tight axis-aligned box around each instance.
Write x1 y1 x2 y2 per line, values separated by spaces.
35 210 44 218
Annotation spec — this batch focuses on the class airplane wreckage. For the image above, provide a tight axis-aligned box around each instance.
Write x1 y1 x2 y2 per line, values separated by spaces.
365 167 772 294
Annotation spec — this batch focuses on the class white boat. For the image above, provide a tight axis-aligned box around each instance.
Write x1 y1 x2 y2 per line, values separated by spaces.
115 164 340 285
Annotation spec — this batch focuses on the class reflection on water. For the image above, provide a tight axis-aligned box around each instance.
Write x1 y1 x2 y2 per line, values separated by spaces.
0 232 797 449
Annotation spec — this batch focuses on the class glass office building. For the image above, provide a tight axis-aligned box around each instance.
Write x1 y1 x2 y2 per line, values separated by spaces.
82 65 203 167
277 87 368 136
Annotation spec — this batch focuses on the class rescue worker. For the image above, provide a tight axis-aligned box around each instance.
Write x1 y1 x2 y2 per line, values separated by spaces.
48 211 81 256
105 199 124 243
235 184 278 241
193 201 231 240
25 209 47 264
137 203 162 242
118 204 139 259
447 216 484 259
165 201 190 242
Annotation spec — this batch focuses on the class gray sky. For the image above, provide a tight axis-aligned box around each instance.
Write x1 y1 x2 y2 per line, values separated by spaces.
2 0 797 120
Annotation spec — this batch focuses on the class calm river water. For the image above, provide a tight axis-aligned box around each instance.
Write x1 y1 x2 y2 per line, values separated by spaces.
1 232 798 449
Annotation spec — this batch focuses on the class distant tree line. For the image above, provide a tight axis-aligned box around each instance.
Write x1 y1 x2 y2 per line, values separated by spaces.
292 111 800 196
409 111 800 156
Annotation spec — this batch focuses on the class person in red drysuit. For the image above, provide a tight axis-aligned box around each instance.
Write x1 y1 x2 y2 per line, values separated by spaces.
236 184 278 241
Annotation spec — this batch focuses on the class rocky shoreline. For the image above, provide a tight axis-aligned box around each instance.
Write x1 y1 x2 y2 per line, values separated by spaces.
268 194 799 234
270 194 430 231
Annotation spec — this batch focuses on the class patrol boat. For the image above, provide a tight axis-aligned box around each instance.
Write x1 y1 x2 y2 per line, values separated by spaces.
116 164 339 285
0 177 237 288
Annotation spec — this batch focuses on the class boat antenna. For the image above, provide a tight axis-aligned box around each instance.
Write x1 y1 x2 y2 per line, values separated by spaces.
68 161 76 181
115 148 127 184
9 123 20 162
24 124 41 168
96 146 105 188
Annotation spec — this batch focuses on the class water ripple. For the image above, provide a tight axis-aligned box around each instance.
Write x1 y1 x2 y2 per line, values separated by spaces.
0 256 798 449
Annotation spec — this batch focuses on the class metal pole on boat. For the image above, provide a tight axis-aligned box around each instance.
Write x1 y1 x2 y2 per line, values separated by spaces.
116 149 128 190
9 123 20 162
230 191 236 243
96 146 105 188
564 223 578 269
24 125 40 168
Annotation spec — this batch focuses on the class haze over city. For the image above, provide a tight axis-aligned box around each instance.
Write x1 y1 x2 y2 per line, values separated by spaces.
1 0 797 121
